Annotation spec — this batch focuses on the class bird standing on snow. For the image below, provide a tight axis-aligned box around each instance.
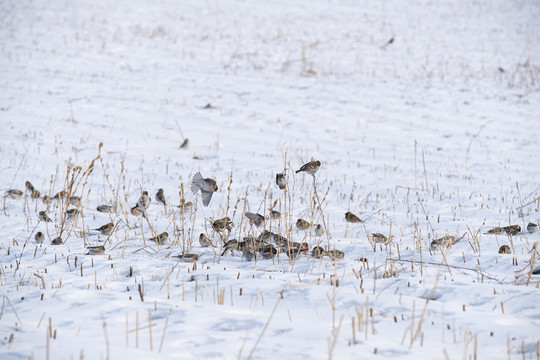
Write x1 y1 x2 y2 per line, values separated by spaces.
35 231 45 244
199 233 214 248
314 224 324 236
156 188 166 206
148 232 169 245
94 222 114 236
295 160 321 176
190 172 218 207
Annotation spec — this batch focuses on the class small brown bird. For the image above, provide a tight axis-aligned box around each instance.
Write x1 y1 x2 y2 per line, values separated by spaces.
53 190 67 200
498 245 511 254
295 160 321 176
345 212 363 223
86 246 105 255
221 239 239 256
69 196 81 207
370 233 388 244
94 222 114 236
31 190 41 199
325 249 344 261
430 235 457 251
25 181 35 192
39 210 52 222
268 209 281 219
311 246 325 259
51 237 63 245
242 244 256 261
97 205 112 213
190 172 218 207
179 138 189 149
156 188 166 206
503 225 520 236
35 231 45 244
199 233 214 248
245 212 265 227
148 232 168 245
66 208 80 221
178 199 193 214
283 241 309 255
314 224 324 237
212 217 232 232
276 173 287 190
176 253 198 262
42 196 52 206
5 189 23 199
260 244 277 259
486 227 505 235
137 191 151 211
258 230 274 243
296 218 311 230
131 206 143 217
527 222 538 234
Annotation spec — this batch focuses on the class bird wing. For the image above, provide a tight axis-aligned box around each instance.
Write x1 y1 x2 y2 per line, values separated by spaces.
191 171 214 194
201 189 214 206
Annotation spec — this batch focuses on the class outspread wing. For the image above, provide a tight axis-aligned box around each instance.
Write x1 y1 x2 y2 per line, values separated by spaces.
201 190 214 206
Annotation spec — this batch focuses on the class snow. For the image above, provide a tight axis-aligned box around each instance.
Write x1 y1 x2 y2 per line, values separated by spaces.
1 0 539 359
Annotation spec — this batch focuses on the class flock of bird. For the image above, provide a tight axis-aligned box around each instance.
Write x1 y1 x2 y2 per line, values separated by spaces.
4 159 538 262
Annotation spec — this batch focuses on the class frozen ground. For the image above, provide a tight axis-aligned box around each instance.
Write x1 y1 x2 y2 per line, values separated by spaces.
1 0 540 359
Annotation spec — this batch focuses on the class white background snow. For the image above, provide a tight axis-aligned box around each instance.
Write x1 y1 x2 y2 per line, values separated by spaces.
1 0 539 359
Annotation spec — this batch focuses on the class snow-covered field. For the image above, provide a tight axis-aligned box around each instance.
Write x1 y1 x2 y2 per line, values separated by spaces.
1 0 540 358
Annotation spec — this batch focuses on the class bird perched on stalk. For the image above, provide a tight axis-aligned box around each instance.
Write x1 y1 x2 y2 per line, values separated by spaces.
156 188 166 206
190 171 218 207
345 211 363 223
276 173 287 190
314 224 324 237
295 160 321 176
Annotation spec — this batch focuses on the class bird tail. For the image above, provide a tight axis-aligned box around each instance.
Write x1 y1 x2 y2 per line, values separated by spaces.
190 171 203 194
295 169 300 173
